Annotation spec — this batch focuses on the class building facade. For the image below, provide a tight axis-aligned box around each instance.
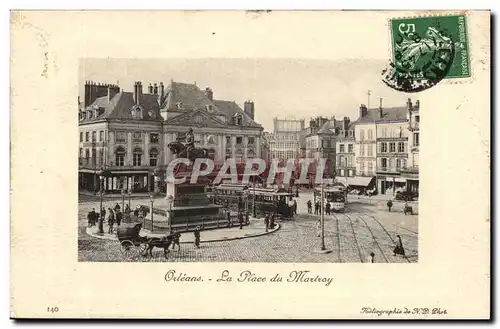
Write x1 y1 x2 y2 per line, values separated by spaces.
354 105 377 178
335 117 355 177
78 80 263 193
267 118 305 160
401 99 420 193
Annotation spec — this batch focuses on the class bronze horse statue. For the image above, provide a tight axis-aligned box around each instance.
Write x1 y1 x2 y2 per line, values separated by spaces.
167 140 209 163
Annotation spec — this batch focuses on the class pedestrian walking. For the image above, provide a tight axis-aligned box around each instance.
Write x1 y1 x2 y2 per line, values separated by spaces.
124 204 130 214
87 208 97 227
107 208 115 234
325 202 331 216
194 226 201 248
264 215 269 232
387 199 393 212
293 199 297 215
367 252 375 263
393 235 405 257
316 219 321 237
269 214 275 229
239 212 244 229
115 210 123 227
315 201 320 215
114 203 121 212
307 200 312 214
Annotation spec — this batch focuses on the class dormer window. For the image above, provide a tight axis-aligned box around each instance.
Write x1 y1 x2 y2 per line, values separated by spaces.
234 114 243 125
176 102 184 109
87 110 93 119
205 105 214 112
148 110 157 119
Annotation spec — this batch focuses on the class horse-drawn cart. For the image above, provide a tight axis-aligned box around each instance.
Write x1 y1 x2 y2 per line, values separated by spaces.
116 223 148 259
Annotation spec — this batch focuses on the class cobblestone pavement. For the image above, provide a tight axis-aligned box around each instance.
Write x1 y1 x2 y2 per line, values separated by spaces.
78 193 418 263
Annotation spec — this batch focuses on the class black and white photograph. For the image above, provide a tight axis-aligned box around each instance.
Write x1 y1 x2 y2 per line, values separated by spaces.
78 58 419 263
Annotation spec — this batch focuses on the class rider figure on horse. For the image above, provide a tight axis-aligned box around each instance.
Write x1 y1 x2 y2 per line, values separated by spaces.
177 127 195 159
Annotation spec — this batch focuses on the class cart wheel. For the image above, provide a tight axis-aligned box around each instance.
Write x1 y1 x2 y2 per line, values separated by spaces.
120 240 137 259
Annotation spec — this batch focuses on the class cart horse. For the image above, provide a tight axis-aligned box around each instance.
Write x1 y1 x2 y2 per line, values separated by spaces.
116 223 175 259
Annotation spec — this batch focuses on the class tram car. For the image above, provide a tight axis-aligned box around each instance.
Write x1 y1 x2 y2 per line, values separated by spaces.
251 187 295 219
314 186 347 212
212 183 250 212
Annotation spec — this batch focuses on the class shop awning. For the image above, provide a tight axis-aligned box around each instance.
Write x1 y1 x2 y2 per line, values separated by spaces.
346 176 375 187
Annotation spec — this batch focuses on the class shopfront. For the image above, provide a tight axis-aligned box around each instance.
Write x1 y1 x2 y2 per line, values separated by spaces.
377 175 406 195
103 172 150 193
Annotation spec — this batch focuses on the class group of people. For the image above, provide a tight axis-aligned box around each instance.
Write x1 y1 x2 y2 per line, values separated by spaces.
87 203 131 234
307 200 334 215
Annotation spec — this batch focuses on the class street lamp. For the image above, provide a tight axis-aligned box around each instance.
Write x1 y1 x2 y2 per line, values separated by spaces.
121 189 126 214
127 189 132 210
315 147 332 254
252 176 257 217
150 194 155 233
98 174 105 234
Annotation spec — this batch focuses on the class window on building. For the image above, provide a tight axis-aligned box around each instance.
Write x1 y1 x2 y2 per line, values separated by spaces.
115 131 126 143
360 161 365 173
360 144 365 156
381 158 387 169
150 133 159 143
91 131 96 142
388 158 394 169
133 148 142 166
360 129 365 141
115 147 125 167
396 159 401 168
367 144 373 156
248 137 255 145
414 132 420 146
339 144 345 153
85 132 89 142
368 129 373 140
415 115 420 123
226 136 231 145
79 132 83 142
132 132 142 142
236 136 243 145
99 131 104 142
380 142 387 153
347 156 353 167
85 149 90 159
389 142 396 153
398 142 404 153
349 130 353 137
149 148 158 167
403 159 407 168
348 144 353 153
367 162 373 174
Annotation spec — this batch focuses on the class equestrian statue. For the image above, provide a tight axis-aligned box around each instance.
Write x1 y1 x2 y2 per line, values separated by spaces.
167 127 209 163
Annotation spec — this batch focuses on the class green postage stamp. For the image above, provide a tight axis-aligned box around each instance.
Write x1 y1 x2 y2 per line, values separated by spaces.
382 13 471 92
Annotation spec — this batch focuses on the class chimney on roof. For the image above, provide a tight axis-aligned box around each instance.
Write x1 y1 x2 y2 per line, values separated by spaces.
107 85 120 102
148 83 153 94
205 87 213 101
359 104 368 118
153 83 158 95
379 98 383 118
244 100 255 120
343 116 350 130
407 98 413 110
133 81 143 105
159 82 165 100
84 80 109 107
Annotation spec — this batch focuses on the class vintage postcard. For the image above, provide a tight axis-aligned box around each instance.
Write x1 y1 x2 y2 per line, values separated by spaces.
10 10 490 319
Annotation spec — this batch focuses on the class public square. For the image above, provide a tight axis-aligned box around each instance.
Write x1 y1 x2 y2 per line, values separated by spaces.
78 191 418 263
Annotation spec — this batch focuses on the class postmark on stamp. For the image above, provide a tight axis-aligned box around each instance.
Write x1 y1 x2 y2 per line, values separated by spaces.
382 14 470 92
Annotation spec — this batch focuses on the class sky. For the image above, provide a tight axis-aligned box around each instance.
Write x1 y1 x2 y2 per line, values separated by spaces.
79 58 416 132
